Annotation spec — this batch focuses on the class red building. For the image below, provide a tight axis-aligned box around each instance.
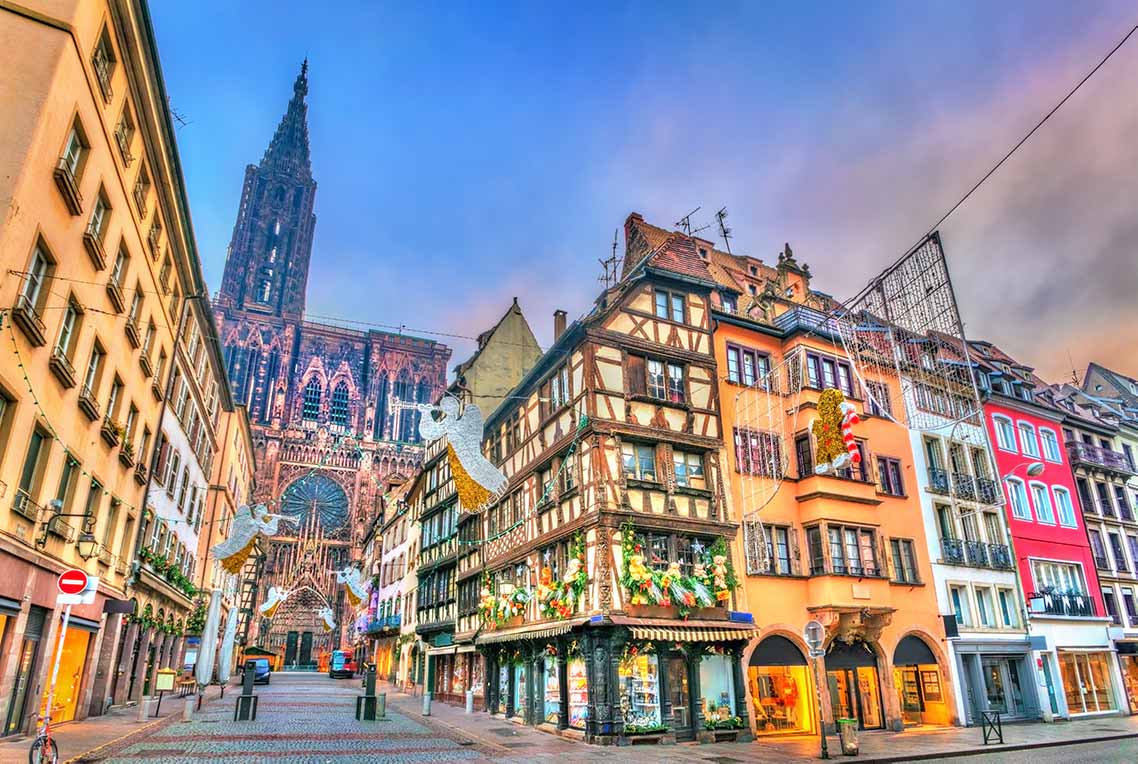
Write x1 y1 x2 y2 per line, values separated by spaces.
971 341 1126 718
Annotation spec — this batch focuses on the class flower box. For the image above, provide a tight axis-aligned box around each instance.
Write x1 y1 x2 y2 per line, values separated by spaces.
697 728 743 743
691 607 728 620
627 605 678 620
503 615 523 628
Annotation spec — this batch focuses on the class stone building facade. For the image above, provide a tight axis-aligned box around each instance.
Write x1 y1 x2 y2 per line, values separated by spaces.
210 63 450 662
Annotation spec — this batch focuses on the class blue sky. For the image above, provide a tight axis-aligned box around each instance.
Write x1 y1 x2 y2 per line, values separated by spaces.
152 1 1138 380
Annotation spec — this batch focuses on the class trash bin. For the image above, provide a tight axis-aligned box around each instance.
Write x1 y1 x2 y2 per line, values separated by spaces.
837 718 859 756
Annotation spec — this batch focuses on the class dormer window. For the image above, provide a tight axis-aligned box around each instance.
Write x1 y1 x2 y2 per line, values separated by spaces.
748 284 757 296
720 293 736 313
749 266 758 276
698 247 708 260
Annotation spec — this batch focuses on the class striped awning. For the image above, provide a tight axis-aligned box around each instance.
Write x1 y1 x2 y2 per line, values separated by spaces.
475 618 586 645
629 625 753 643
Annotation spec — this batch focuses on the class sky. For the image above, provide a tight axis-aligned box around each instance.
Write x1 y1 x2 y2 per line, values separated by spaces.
152 1 1138 383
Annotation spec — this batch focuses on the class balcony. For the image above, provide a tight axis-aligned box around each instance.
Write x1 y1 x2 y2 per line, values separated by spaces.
977 477 1001 505
11 490 40 522
78 384 101 421
11 293 47 347
941 537 966 565
124 317 141 348
1030 590 1098 618
48 345 77 388
52 157 83 215
93 51 113 102
83 224 107 271
953 472 977 501
964 540 989 567
105 278 125 313
1067 441 1136 476
114 125 134 166
133 463 148 485
809 560 884 579
927 466 951 494
987 543 1013 570
1093 554 1110 570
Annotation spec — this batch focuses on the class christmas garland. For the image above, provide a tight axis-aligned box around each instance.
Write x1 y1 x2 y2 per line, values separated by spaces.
619 641 656 663
477 570 531 627
538 532 587 619
619 523 736 616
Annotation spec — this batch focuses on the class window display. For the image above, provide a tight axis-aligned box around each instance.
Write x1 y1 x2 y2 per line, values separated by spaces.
748 665 809 733
568 658 588 729
543 659 560 723
698 654 737 726
514 663 528 717
471 655 484 697
618 653 661 731
1059 652 1117 714
498 663 510 713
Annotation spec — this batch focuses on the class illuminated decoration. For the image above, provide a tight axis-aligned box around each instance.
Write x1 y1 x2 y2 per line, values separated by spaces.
417 396 506 511
318 606 336 633
258 586 291 618
211 504 297 574
811 389 859 475
280 474 349 533
335 566 369 608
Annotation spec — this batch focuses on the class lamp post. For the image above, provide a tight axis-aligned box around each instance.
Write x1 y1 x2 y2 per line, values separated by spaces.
804 619 829 760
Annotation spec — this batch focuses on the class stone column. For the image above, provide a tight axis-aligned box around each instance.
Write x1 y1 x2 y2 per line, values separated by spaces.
86 614 122 718
148 632 168 693
556 650 569 730
129 628 152 702
731 643 754 742
112 620 139 706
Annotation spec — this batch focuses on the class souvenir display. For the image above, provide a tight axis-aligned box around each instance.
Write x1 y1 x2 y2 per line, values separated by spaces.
544 659 560 723
618 652 661 731
568 658 588 729
699 654 740 728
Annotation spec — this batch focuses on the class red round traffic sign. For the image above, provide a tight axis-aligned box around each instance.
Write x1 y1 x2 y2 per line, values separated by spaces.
58 568 89 595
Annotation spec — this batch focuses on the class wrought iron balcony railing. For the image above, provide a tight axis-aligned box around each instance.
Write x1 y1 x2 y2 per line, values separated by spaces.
987 543 1013 570
941 537 966 565
953 473 977 501
928 467 951 494
976 477 1001 505
1094 554 1111 571
964 540 989 567
1030 591 1098 618
1067 441 1136 475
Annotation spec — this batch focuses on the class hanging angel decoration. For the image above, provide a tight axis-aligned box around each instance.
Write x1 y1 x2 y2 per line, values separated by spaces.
417 396 507 511
258 587 290 618
210 504 297 574
811 389 861 474
335 567 370 608
318 606 336 633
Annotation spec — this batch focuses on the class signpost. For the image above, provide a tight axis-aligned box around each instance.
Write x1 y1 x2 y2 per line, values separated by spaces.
43 570 97 734
803 620 829 760
153 669 177 716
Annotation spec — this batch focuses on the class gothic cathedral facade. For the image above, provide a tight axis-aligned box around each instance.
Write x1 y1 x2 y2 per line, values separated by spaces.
212 62 451 661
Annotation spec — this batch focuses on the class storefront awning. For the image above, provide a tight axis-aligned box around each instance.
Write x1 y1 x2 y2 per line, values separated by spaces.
628 625 753 642
475 617 588 645
427 644 476 656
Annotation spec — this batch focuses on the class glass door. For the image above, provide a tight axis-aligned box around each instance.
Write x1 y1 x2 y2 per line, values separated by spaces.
1059 652 1118 714
666 657 692 739
982 658 1008 713
4 639 39 735
827 670 855 721
856 667 883 729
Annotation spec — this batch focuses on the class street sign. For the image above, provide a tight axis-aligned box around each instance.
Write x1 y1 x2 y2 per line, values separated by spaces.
57 575 98 605
58 568 88 595
809 648 825 659
804 619 825 651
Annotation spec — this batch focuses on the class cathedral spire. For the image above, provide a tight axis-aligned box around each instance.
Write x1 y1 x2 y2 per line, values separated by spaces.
261 59 312 178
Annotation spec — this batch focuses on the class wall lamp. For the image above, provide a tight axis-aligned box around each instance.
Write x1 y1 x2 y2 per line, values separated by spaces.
36 499 99 560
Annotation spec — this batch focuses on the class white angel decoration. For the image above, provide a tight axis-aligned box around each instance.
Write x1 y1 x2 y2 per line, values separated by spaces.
210 504 297 574
318 606 336 633
258 586 290 618
417 397 507 511
335 567 370 608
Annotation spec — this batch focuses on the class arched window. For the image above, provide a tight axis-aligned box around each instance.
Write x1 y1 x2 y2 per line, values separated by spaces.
303 377 322 421
394 370 415 442
262 349 280 423
373 373 389 440
331 381 350 426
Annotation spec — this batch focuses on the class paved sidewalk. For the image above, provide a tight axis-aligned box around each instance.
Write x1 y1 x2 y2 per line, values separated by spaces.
0 685 225 764
380 680 1138 763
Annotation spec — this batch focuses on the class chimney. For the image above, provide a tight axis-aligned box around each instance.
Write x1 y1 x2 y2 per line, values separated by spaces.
553 309 567 342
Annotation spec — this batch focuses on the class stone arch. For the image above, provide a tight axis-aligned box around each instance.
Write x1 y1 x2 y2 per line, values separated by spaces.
883 627 957 727
741 625 819 735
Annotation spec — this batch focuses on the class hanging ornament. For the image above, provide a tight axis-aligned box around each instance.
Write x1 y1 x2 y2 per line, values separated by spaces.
318 606 336 633
258 587 291 618
211 504 298 574
335 566 370 608
811 389 860 475
417 396 507 511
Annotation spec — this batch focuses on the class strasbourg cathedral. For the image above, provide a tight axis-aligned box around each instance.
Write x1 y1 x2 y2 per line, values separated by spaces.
212 62 451 664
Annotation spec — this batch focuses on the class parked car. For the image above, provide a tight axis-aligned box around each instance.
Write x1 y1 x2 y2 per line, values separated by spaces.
329 649 356 679
249 658 271 684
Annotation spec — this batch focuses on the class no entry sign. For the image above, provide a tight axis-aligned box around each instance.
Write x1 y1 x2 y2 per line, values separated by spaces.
58 568 89 596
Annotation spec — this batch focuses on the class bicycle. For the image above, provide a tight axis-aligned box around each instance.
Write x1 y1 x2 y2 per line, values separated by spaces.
28 714 58 764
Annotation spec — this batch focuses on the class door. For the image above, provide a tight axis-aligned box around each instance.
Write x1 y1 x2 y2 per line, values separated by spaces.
666 656 692 740
285 631 298 666
982 658 1008 713
299 631 313 666
895 667 924 725
4 639 39 735
827 668 882 729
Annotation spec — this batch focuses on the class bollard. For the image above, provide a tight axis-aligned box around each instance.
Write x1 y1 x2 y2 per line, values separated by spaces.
182 697 194 721
377 692 386 719
357 664 380 721
465 689 473 714
422 692 432 716
235 659 259 722
137 698 151 722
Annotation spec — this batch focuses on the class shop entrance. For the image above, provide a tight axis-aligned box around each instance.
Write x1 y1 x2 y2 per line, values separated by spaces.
892 635 949 726
981 657 1027 717
1059 651 1118 715
40 625 92 723
665 656 693 740
4 606 46 735
825 640 882 730
1120 653 1138 712
748 635 812 735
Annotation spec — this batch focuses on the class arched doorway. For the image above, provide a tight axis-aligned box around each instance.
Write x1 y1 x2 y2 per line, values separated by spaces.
748 635 813 735
892 635 949 727
824 640 883 730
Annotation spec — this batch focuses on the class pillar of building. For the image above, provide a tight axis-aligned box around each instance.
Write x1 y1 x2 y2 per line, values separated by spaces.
112 619 139 706
86 614 124 717
129 628 153 702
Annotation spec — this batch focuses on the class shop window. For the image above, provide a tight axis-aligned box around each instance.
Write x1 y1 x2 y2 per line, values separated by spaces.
513 663 528 717
568 658 588 729
748 638 810 734
543 658 560 723
618 653 661 730
699 654 738 724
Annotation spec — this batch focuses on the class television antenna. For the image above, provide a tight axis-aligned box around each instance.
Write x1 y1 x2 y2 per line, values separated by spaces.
675 206 701 236
716 207 732 254
598 229 621 288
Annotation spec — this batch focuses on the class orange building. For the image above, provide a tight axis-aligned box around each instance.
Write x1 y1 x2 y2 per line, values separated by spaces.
633 221 956 736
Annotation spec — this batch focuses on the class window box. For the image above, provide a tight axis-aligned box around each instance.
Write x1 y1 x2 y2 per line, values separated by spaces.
118 445 135 468
124 318 141 348
48 345 77 388
105 279 125 313
151 378 163 401
138 353 153 378
133 463 148 485
11 293 47 346
78 384 102 421
52 158 83 215
100 417 123 447
627 604 678 620
83 226 107 271
11 490 40 522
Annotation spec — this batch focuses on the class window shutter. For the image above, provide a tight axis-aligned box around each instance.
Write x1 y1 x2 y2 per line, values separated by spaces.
627 355 646 396
788 527 801 576
733 429 749 474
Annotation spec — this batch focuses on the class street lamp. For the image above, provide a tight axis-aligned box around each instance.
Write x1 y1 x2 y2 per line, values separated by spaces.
76 532 99 561
1002 461 1045 480
803 619 829 760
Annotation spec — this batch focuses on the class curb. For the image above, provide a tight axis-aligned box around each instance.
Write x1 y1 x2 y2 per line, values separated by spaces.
381 692 514 756
66 691 223 763
846 730 1138 763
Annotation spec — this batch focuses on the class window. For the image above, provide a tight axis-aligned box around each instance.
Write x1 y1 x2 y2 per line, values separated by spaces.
997 588 1017 627
974 587 995 627
20 244 53 311
763 526 794 575
1053 487 1076 527
107 376 123 419
654 289 685 323
89 192 110 240
115 104 135 165
54 455 80 512
1031 559 1086 595
133 163 151 214
546 364 571 412
736 428 782 477
59 122 88 180
82 478 102 521
158 255 172 293
1129 537 1138 574
1095 481 1115 517
1114 485 1132 520
1030 482 1054 524
1005 478 1030 520
725 344 770 388
993 415 1016 451
1108 532 1129 573
1124 444 1136 471
1103 589 1121 624
805 352 854 396
92 25 116 100
826 524 878 576
876 457 904 496
1123 588 1138 625
890 539 918 583
1040 428 1062 462
302 378 322 420
795 432 813 477
621 442 656 482
672 450 705 489
1017 422 1039 457
865 381 892 417
330 382 349 426
806 526 825 575
950 585 970 626
55 300 82 359
720 293 736 313
559 451 577 493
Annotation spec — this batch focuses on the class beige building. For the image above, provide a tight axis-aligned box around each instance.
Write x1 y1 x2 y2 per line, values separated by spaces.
0 0 206 732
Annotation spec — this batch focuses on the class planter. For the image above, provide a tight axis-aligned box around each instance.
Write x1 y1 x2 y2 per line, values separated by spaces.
690 606 728 620
618 730 675 746
697 728 742 743
501 616 524 628
627 605 678 619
